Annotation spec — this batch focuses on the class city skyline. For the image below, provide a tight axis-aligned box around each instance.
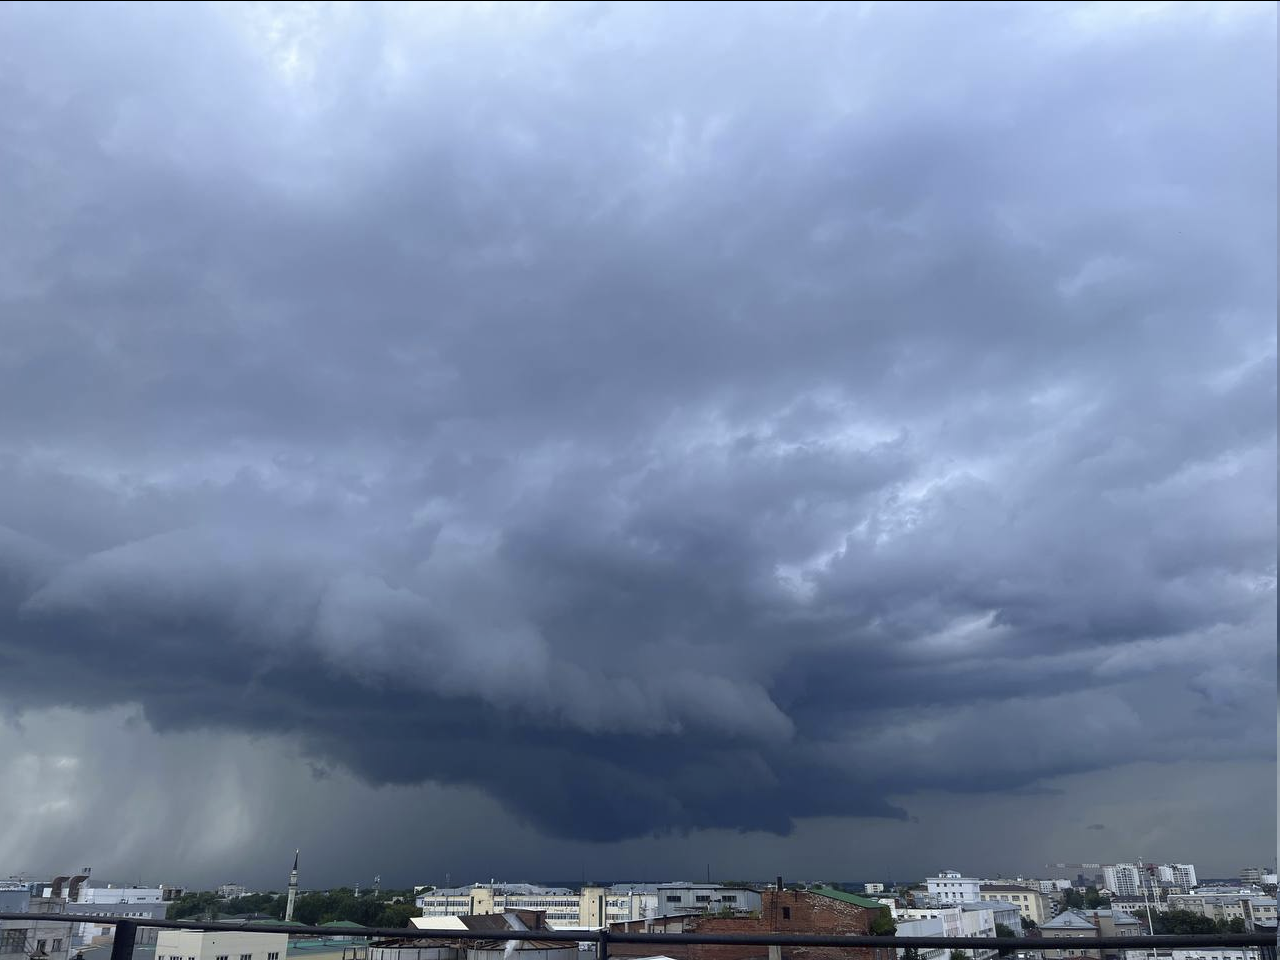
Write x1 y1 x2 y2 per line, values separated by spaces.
0 2 1274 886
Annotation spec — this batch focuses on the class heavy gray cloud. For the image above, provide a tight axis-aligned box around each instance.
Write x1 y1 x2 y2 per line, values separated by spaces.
0 1 1274 882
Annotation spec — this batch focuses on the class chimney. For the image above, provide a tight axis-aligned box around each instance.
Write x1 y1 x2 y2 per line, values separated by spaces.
776 877 783 893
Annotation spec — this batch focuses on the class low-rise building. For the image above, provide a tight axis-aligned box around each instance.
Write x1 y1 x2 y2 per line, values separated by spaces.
609 887 889 960
646 884 762 918
154 929 287 960
978 886 1050 926
416 883 758 928
1040 911 1105 960
1123 951 1261 960
1167 889 1277 931
926 873 981 906
392 912 575 960
1039 910 1143 960
0 885 74 960
894 903 1008 960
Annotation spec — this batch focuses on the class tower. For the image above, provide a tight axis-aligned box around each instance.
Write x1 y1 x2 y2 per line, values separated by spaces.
285 850 299 922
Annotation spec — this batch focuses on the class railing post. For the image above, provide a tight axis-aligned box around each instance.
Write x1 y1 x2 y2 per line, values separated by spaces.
110 920 137 960
596 928 609 960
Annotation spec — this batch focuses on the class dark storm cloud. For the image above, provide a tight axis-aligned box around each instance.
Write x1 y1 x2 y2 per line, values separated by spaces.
0 0 1274 863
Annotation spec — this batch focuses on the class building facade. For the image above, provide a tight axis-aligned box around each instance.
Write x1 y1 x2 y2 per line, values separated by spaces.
978 886 1050 926
0 886 74 960
155 929 288 960
609 888 888 960
1166 890 1277 931
894 903 1008 960
416 883 759 928
1040 911 1104 960
1157 866 1198 891
925 873 981 906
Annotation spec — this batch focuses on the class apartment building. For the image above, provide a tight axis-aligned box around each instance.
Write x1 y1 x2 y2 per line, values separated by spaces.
1167 890 1277 931
925 873 981 906
415 882 759 928
978 885 1050 926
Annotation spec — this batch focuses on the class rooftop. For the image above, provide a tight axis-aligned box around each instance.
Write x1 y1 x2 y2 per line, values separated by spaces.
809 888 890 910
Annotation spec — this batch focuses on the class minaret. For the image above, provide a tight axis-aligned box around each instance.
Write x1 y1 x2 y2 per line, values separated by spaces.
285 850 299 922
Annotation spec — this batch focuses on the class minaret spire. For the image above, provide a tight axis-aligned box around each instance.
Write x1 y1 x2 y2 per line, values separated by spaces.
285 850 299 922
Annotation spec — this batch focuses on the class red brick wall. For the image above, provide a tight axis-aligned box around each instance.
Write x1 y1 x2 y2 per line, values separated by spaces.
611 891 889 960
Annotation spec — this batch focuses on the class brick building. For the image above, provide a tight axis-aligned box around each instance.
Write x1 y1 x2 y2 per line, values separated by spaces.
610 888 892 960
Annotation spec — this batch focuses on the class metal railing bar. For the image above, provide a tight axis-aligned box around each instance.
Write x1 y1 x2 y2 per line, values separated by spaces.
0 913 1271 950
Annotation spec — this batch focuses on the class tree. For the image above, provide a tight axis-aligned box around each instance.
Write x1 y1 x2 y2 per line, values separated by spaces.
1020 917 1037 932
901 948 922 960
167 892 222 920
376 903 419 928
950 951 971 960
1223 917 1247 935
1082 887 1109 910
994 923 1017 957
1149 910 1220 936
870 908 896 936
1061 889 1084 910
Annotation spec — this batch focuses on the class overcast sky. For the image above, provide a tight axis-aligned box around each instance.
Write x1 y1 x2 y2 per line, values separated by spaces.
0 1 1275 891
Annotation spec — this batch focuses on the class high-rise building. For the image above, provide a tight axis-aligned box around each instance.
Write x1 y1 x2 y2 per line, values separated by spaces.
1157 865 1197 890
1102 866 1142 898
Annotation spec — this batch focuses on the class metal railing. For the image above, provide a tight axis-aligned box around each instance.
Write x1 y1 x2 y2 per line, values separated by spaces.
0 913 1273 960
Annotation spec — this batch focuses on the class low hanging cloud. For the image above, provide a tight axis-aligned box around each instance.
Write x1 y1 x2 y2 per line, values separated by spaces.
0 1 1275 858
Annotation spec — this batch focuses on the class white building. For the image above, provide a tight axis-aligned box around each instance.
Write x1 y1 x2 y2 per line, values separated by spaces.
218 885 249 900
647 884 761 917
415 883 757 928
77 887 163 905
62 884 169 946
1102 864 1197 898
864 884 885 895
1124 951 1260 960
925 872 981 906
895 904 1002 960
155 929 288 960
1157 866 1198 890
1102 866 1143 899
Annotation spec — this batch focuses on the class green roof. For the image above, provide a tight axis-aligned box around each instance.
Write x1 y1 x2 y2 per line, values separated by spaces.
811 887 888 910
248 919 307 927
321 921 365 928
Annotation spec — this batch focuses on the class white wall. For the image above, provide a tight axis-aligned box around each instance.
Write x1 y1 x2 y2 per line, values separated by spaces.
78 888 163 904
155 929 288 960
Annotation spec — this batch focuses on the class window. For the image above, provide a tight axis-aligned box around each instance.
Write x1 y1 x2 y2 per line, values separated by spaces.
217 954 229 959
240 953 253 960
52 941 63 953
695 896 711 903
722 895 737 903
665 896 681 903
36 941 47 954
269 953 279 960
782 907 791 920
2 930 29 951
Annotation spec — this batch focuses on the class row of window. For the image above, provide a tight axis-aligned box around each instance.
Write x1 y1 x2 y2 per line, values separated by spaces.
0 932 62 952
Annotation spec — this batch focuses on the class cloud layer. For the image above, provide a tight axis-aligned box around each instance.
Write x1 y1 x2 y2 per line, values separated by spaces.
0 1 1274 870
